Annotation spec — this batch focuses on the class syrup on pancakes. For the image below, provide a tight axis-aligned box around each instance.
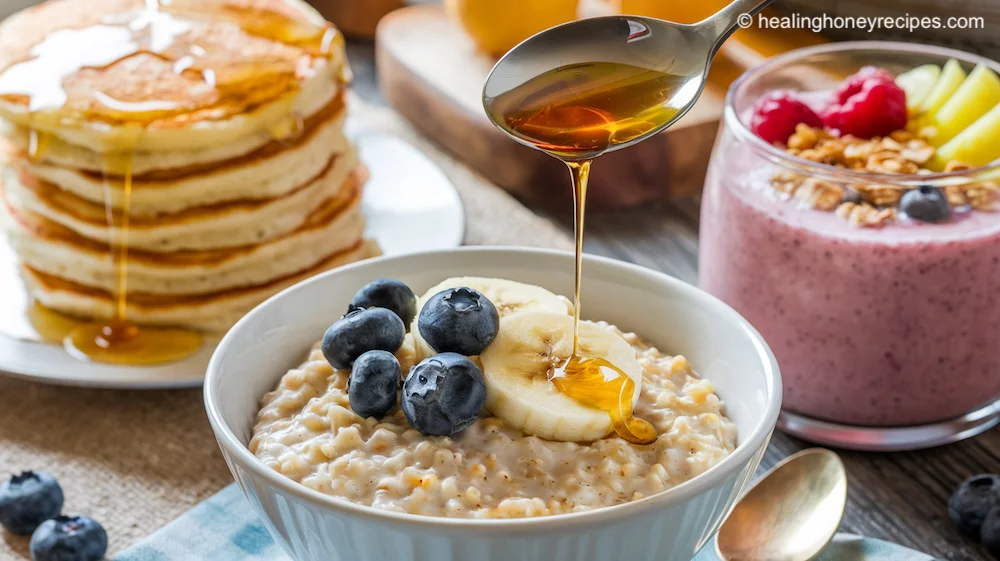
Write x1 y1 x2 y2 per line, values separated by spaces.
0 0 341 364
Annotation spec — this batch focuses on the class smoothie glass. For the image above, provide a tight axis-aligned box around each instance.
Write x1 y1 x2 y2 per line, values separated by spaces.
699 42 1000 451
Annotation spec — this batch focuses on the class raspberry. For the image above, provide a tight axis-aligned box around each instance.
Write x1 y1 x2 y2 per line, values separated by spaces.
821 70 907 138
832 66 897 105
749 91 824 145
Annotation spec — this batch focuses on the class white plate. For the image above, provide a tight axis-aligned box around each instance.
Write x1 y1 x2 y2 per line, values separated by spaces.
0 133 464 388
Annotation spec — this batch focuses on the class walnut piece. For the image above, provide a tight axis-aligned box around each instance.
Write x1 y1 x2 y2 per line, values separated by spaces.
857 184 902 208
835 202 897 228
967 181 1000 211
795 178 844 211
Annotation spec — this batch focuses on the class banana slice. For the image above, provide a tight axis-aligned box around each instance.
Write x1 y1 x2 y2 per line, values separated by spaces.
479 310 643 442
410 277 572 362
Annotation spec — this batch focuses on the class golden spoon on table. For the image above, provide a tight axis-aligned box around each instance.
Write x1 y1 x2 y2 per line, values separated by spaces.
716 448 848 561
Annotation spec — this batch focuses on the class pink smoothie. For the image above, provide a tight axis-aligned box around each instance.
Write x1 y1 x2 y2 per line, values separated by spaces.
699 158 1000 426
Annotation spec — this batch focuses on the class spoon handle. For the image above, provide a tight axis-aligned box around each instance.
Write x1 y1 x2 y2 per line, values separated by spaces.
697 0 775 47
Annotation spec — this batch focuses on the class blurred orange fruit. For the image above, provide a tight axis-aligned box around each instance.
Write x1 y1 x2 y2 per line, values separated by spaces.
445 0 579 57
619 0 726 24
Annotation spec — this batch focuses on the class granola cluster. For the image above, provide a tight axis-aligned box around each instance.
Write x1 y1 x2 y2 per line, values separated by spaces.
770 123 999 227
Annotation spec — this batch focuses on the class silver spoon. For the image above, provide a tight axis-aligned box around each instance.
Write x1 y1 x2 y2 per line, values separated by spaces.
482 0 774 160
715 448 848 561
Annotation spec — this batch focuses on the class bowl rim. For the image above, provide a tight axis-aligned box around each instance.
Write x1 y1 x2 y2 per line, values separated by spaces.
204 246 782 531
724 40 1000 184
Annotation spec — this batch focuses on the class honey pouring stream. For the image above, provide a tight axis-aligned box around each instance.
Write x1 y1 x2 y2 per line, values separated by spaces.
483 0 775 443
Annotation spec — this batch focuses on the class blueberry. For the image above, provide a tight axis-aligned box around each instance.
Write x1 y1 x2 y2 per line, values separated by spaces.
900 186 951 223
0 471 63 535
350 279 417 328
401 353 487 436
322 307 405 370
348 350 401 419
982 506 1000 555
30 515 107 561
949 474 1000 535
417 288 499 356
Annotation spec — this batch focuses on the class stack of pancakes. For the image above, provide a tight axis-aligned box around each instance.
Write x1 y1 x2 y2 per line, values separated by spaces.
0 0 379 332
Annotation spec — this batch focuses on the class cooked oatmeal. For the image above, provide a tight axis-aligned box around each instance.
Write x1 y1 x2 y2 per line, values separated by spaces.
250 323 737 518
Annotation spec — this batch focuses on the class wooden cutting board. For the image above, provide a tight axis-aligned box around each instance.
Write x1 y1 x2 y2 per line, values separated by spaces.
375 4 818 211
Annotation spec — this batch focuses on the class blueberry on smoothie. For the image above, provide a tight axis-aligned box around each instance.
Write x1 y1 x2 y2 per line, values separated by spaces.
900 186 951 223
0 471 63 535
322 308 405 370
350 279 417 328
30 515 107 561
348 350 401 419
418 287 499 356
949 474 1000 535
402 353 487 436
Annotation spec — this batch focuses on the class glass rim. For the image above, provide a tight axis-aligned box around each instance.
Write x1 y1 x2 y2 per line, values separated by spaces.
723 40 1000 185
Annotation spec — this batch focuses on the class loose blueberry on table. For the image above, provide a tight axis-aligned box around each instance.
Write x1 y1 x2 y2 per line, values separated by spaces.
30 515 108 561
949 473 1000 556
418 287 500 356
0 471 64 536
982 506 1000 557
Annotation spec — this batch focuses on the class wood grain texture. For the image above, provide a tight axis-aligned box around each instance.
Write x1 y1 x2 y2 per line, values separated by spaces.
374 4 724 212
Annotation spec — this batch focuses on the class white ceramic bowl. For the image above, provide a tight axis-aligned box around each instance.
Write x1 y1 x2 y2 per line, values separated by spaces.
205 247 781 561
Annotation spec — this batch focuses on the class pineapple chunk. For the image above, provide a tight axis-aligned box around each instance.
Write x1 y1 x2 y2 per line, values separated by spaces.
932 103 1000 169
920 59 966 116
931 64 1000 145
896 64 940 113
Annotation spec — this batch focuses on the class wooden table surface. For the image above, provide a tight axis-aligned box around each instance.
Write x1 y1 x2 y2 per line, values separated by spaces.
346 39 998 560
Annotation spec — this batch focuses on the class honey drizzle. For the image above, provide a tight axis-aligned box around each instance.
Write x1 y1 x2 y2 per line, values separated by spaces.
491 62 693 444
559 158 656 445
567 159 589 354
63 140 203 365
114 154 133 321
0 0 338 364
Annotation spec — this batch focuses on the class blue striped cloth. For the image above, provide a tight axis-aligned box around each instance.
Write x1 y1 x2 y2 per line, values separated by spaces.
114 484 937 561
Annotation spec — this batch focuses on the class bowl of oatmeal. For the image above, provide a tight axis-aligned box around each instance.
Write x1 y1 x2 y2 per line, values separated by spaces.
204 247 781 561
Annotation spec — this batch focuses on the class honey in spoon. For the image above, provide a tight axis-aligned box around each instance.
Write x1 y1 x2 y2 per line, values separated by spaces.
487 61 697 444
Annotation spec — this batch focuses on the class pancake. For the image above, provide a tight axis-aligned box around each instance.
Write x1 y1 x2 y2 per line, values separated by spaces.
4 150 360 251
0 0 347 156
3 173 364 295
9 93 348 207
0 81 342 176
0 0 372 343
21 238 381 332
